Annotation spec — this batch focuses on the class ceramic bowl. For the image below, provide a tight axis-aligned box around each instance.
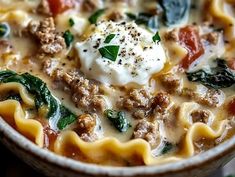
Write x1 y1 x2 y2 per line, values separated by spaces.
0 117 234 177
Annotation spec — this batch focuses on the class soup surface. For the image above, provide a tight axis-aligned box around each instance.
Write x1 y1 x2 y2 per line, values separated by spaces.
0 0 235 166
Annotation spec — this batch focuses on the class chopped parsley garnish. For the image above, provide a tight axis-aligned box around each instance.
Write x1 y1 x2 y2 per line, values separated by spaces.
99 45 119 61
104 34 116 44
152 31 161 43
68 18 75 27
88 8 106 24
63 30 74 47
0 23 10 38
104 109 131 132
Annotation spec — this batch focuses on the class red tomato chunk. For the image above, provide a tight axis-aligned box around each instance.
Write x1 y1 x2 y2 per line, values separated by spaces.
179 26 205 69
47 0 75 16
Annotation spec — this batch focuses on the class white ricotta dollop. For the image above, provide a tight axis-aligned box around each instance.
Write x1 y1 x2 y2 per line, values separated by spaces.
75 21 166 85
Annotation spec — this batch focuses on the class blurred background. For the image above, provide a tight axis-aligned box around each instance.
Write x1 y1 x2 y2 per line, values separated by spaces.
0 142 234 177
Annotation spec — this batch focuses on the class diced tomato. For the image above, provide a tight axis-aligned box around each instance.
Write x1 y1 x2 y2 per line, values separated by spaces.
179 26 205 69
47 0 75 16
228 98 235 115
228 59 235 70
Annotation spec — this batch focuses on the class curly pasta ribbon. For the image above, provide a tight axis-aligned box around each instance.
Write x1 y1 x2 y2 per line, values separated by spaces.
209 0 235 38
0 83 43 147
0 82 227 165
0 10 32 27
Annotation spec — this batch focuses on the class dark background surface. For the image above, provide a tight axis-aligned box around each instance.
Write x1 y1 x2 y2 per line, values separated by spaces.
0 142 234 177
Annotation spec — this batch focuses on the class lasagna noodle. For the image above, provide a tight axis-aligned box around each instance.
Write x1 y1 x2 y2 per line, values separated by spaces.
0 83 226 165
0 83 44 147
208 0 235 38
54 131 182 165
178 102 214 127
0 1 38 13
54 102 226 165
0 10 32 28
54 120 226 165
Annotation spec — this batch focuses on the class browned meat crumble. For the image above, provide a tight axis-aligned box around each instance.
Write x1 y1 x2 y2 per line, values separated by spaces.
108 11 123 21
164 29 179 42
133 120 160 148
190 109 210 124
118 89 171 119
28 17 65 55
159 72 182 94
201 32 219 45
37 0 52 16
76 114 98 142
42 59 106 112
81 0 99 12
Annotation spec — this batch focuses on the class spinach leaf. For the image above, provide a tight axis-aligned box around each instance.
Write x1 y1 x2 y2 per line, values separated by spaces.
159 0 190 26
161 141 174 154
135 12 153 26
0 70 16 80
125 12 136 20
6 94 22 102
0 70 77 130
57 105 77 130
126 12 158 29
187 59 235 89
104 109 130 132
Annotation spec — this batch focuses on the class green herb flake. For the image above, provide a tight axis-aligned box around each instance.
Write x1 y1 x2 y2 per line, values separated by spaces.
0 23 10 38
99 45 119 61
68 18 75 27
152 31 161 43
63 30 74 47
88 9 106 24
104 34 116 44
104 109 131 132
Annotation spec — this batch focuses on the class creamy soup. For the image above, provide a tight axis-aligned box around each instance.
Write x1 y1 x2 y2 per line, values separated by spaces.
0 0 234 166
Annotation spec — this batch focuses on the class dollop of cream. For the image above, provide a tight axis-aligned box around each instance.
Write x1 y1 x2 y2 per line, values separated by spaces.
75 21 166 85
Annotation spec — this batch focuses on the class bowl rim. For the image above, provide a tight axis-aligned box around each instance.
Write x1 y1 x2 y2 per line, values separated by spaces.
0 117 235 176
